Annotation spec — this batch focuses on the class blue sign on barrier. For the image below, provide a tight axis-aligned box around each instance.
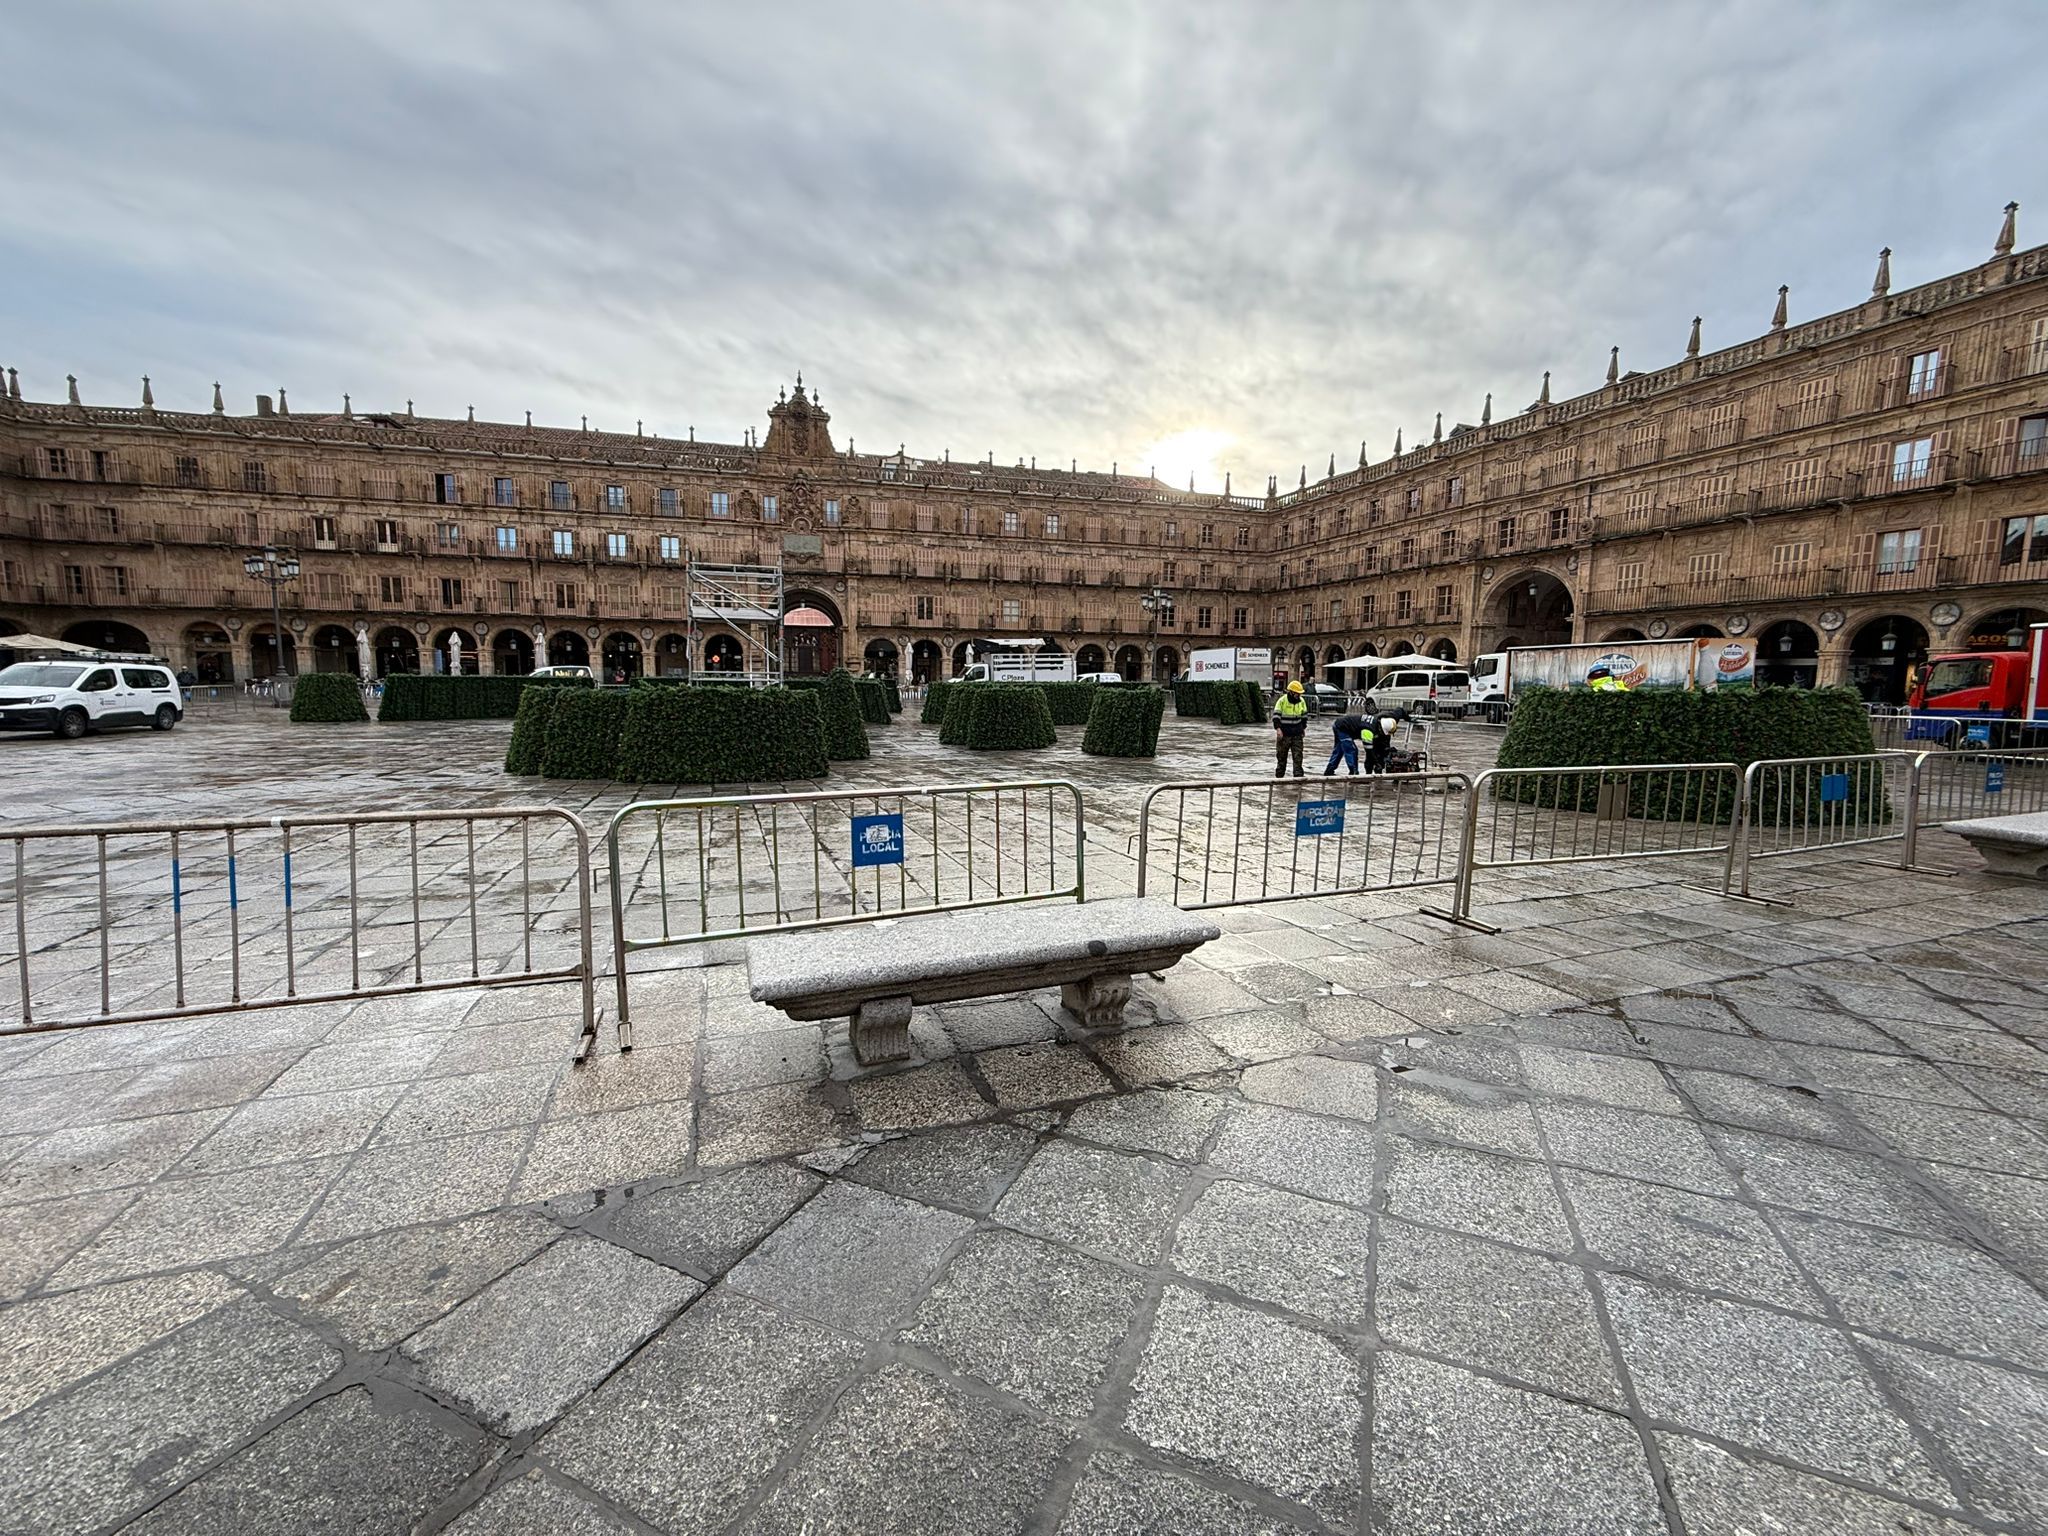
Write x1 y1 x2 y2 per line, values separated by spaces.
1987 761 2006 795
1818 773 1850 804
1966 722 1992 745
851 813 905 868
1295 799 1345 837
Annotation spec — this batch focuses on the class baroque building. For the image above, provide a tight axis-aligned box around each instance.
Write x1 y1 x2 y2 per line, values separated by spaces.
2 205 2045 703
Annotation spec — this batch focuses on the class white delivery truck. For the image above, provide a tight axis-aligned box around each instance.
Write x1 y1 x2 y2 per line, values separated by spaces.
1188 647 1275 690
1467 638 1757 720
958 638 1076 684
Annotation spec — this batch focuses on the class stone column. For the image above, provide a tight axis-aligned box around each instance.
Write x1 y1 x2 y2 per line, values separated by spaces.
477 626 495 675
1816 640 1850 689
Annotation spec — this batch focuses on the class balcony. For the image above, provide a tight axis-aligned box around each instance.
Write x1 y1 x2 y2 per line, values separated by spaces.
1688 416 1745 453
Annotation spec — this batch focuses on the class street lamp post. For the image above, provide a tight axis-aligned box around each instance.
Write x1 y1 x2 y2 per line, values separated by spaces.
242 544 301 705
1140 585 1175 681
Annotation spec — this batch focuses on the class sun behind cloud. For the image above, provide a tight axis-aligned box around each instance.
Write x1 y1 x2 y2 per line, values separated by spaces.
1139 427 1236 493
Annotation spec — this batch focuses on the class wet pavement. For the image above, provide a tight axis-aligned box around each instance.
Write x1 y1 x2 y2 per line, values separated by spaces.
2 703 2046 1534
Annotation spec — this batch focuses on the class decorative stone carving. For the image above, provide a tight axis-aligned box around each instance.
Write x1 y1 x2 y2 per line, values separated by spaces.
1061 973 1133 1031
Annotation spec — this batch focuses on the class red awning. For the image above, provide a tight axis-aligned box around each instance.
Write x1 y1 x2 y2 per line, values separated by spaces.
783 607 835 628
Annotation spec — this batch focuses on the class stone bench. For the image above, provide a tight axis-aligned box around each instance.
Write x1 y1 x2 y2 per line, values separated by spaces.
1945 811 2048 880
747 896 1221 1065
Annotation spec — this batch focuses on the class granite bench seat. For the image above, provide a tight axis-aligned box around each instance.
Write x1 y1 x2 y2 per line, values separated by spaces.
747 896 1221 1065
1944 811 2048 879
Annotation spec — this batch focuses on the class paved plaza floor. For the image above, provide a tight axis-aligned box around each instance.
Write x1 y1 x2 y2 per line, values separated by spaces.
2 703 2046 1534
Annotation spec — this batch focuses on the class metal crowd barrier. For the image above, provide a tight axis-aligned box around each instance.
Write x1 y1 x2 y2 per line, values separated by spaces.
1427 763 1742 929
1867 712 1962 752
605 780 1085 1045
3 807 599 1056
1911 747 2048 832
1722 753 1915 899
1134 772 1470 910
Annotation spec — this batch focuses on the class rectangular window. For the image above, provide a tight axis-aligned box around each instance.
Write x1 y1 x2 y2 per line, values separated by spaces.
823 499 840 525
1699 402 1738 446
1876 528 1922 575
2034 516 2048 564
1433 584 1453 619
1197 605 1214 628
1624 490 1654 523
98 565 129 596
913 505 935 533
2017 414 2048 471
440 577 464 606
242 460 268 493
1299 603 1311 624
46 447 69 476
174 455 201 487
499 580 519 608
1367 500 1382 528
604 581 630 608
1694 471 1733 508
659 586 683 613
553 581 578 608
436 522 461 548
1199 523 1214 546
1164 520 1178 540
379 574 405 603
1770 541 1811 576
1233 607 1249 629
1782 456 1824 500
2031 316 2048 374
658 535 681 561
2001 516 2026 566
1905 348 1942 399
63 564 85 597
710 492 730 518
1235 526 1251 549
1359 595 1376 623
1686 551 1725 584
606 532 628 558
1446 476 1464 508
1437 528 1457 558
552 529 575 557
1328 598 1344 622
494 477 516 506
1405 488 1421 513
312 514 336 546
915 595 935 621
1496 516 1518 549
1626 422 1660 459
549 480 572 510
1362 545 1378 572
494 525 518 552
605 484 625 509
1615 559 1646 593
761 495 778 522
315 571 343 601
1003 510 1020 535
375 518 400 547
91 450 112 481
658 487 677 514
1398 536 1416 565
1549 507 1571 541
1395 589 1414 622
435 472 458 504
1790 376 1832 427
1046 513 1061 537
1001 598 1021 623
1891 437 1934 485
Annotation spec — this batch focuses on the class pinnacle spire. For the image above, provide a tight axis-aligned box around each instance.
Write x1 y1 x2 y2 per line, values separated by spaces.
1431 412 1442 444
342 392 352 419
1686 316 1702 358
6 368 18 401
1358 439 1368 468
1481 392 1492 426
1298 465 1307 490
277 387 288 416
67 374 80 406
1538 371 1551 406
1770 285 1788 331
1224 470 1232 495
1327 452 1336 478
1393 428 1403 456
1606 346 1619 385
140 375 154 409
212 381 225 414
1872 247 1891 297
1995 200 2018 257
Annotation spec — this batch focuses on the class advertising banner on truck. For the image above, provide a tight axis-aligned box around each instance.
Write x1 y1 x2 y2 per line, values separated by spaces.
1191 648 1274 686
1509 640 1699 695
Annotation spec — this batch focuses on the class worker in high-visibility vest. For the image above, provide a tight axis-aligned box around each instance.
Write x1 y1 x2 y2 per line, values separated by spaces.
1273 681 1311 778
1588 664 1626 692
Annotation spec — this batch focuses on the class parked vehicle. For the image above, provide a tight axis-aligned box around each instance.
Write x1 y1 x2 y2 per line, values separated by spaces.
1305 681 1346 714
1468 639 1756 719
529 664 595 681
1188 647 1275 690
0 658 185 739
1328 656 1469 715
1907 623 2048 745
959 638 1075 684
1077 671 1126 685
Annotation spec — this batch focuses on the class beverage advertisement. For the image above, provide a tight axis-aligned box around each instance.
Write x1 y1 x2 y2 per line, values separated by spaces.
1693 638 1756 688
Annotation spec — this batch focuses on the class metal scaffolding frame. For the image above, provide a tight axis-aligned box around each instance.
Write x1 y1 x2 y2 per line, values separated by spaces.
686 562 785 686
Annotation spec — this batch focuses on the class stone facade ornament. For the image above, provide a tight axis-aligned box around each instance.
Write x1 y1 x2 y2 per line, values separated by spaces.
1816 609 1845 633
413 620 430 635
1930 601 1962 629
1872 248 1892 298
1725 614 1749 636
67 374 80 406
1771 286 1789 331
1647 618 1669 639
1686 317 1701 359
1995 200 2018 258
1606 347 1619 385
212 382 225 414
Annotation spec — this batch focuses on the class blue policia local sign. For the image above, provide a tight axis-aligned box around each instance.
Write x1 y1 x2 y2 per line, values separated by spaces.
851 813 906 868
1296 799 1345 837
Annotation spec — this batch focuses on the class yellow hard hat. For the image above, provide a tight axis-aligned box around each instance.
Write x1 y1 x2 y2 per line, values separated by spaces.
1287 680 1304 694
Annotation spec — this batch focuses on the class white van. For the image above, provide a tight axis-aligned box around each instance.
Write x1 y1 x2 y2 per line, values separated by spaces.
0 659 185 739
1360 667 1471 716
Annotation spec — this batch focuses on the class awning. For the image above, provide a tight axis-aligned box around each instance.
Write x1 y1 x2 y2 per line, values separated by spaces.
782 607 837 628
1324 655 1460 672
0 633 107 656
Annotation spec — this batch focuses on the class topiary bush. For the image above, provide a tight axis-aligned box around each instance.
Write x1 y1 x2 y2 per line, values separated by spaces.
818 668 870 760
1037 680 1099 726
1082 686 1167 757
921 679 956 724
613 684 828 784
539 686 630 780
855 678 891 726
1173 679 1219 718
1235 681 1267 723
289 672 368 723
880 674 902 713
937 681 988 744
504 683 570 773
960 683 1057 750
1496 685 1881 823
379 673 586 722
1217 682 1249 725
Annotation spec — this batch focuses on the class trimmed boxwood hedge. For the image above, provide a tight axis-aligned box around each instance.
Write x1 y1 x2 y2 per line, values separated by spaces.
1036 680 1099 726
1497 685 1881 822
868 673 902 713
613 684 828 784
937 681 988 744
1173 678 1261 721
921 679 956 724
538 687 631 780
855 678 891 726
959 683 1057 750
378 673 591 722
1082 685 1167 757
818 668 870 760
288 672 368 723
504 684 569 774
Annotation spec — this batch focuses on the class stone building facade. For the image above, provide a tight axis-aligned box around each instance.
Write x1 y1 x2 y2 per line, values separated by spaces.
2 208 2045 702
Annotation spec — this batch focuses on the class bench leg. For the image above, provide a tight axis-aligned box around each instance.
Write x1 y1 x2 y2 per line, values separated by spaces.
850 995 914 1065
1061 972 1132 1032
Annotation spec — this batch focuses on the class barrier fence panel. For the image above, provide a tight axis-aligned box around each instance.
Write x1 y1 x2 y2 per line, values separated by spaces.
1134 771 1471 911
3 807 598 1054
1911 748 2048 832
1724 753 1914 898
1433 763 1742 927
606 780 1085 1044
1867 713 1962 752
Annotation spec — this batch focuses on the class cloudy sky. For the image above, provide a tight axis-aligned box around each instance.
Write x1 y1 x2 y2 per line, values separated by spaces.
4 1 2039 489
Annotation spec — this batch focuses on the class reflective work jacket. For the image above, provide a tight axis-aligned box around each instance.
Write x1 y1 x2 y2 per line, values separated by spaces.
1589 677 1624 692
1274 697 1310 734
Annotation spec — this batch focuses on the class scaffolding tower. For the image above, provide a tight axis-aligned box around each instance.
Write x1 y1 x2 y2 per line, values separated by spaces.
686 562 785 686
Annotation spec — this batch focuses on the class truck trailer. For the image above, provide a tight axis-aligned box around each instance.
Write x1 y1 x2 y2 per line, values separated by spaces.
1468 638 1758 721
1189 647 1276 690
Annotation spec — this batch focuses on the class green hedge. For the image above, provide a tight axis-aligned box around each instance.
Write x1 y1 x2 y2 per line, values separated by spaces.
855 678 891 726
504 684 569 774
1082 686 1167 757
959 684 1057 750
613 685 828 784
288 672 368 723
868 673 902 713
937 681 988 744
1179 679 1264 724
378 673 588 722
818 669 870 760
539 687 630 780
1037 680 1099 726
1496 685 1881 822
922 679 956 724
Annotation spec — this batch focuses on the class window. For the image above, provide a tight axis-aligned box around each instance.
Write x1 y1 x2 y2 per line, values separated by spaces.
92 450 112 481
312 515 336 546
604 581 629 608
45 447 69 476
761 495 778 522
658 487 677 514
98 565 129 596
1162 560 1177 580
1362 545 1379 573
1233 607 1249 629
710 492 730 518
1693 471 1733 508
1686 551 1725 584
1199 523 1214 546
436 522 461 548
315 572 343 601
552 529 575 557
1197 606 1214 629
2032 316 2048 374
1398 536 1416 565
1999 514 2048 565
439 577 464 606
174 455 201 487
659 585 684 612
435 472 458 504
1770 541 1812 576
1359 595 1376 623
1367 500 1382 528
1905 348 1942 400
1164 519 1178 540
606 532 628 559
1782 456 1824 500
1699 401 1738 445
552 581 578 608
1405 488 1421 513
2018 414 2048 471
78 668 116 693
1446 476 1464 508
1328 598 1344 622
605 484 625 510
1001 598 1021 623
1891 437 1934 485
1790 376 1832 427
1299 603 1312 624
1615 560 1646 593
1624 490 1654 523
1495 516 1518 549
658 535 681 561
1434 584 1453 619
1003 510 1020 535
1437 528 1457 558
1876 528 1922 575
63 564 86 596
240 460 267 493
1548 507 1571 541
1045 513 1061 537
499 580 519 607
494 477 516 506
242 512 263 544
1395 590 1414 622
374 518 400 547
915 595 935 621
823 499 840 525
1625 421 1660 460
549 480 572 509
1236 526 1250 549
379 574 406 603
91 505 118 535
494 525 518 552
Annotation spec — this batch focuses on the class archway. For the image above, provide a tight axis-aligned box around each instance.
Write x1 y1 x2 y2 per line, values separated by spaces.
601 631 642 682
1962 607 2048 651
546 631 590 668
1482 570 1574 649
1295 646 1316 681
1675 623 1723 640
310 624 360 675
1430 638 1459 662
61 618 152 656
433 626 480 676
951 640 972 676
704 634 744 673
184 623 234 683
0 619 24 669
1601 628 1646 643
1114 644 1144 681
375 626 421 677
493 629 536 676
1075 644 1106 675
783 593 842 677
1756 620 1819 688
1153 646 1181 683
1322 644 1346 682
1848 615 1928 704
911 639 944 684
1390 640 1416 657
863 638 900 677
248 623 298 680
1352 641 1379 659
653 632 691 677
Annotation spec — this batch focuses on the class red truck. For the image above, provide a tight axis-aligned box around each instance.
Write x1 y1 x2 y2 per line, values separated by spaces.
1907 622 2048 746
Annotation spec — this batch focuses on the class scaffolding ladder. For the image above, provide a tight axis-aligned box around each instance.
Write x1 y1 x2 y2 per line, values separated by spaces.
686 562 784 686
